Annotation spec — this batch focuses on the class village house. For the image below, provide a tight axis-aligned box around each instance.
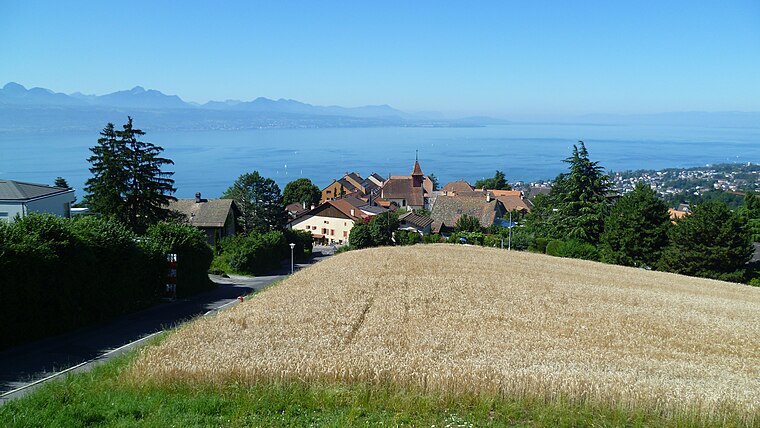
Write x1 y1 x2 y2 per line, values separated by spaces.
487 189 533 214
287 199 366 245
0 180 76 222
440 180 475 195
430 191 507 234
380 158 433 211
320 172 386 203
168 192 239 245
398 211 433 235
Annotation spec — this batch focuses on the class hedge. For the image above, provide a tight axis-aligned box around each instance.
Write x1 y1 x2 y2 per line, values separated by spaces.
0 214 213 349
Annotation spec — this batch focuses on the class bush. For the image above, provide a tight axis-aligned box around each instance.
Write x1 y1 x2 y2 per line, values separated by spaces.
0 214 180 349
145 222 215 297
218 230 290 276
396 230 422 246
545 239 564 256
545 239 600 261
449 231 485 246
424 233 444 244
532 237 549 253
284 228 313 261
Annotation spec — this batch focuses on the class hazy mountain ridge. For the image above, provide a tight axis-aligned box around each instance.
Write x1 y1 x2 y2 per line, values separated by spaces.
1 82 757 131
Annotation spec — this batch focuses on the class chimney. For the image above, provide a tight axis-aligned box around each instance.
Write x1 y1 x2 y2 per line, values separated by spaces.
195 192 202 203
486 193 491 202
350 209 355 217
310 204 315 210
303 201 307 209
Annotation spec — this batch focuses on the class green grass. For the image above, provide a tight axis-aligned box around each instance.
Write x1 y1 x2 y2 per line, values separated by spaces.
0 344 741 428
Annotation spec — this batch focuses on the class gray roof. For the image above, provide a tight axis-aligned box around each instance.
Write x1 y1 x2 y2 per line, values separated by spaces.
168 198 237 228
399 212 433 229
0 180 71 200
430 195 505 229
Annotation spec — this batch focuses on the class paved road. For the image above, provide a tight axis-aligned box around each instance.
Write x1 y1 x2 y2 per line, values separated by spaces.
0 249 332 404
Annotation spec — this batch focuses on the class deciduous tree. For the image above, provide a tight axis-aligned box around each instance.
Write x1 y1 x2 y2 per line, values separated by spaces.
283 178 321 207
223 171 285 234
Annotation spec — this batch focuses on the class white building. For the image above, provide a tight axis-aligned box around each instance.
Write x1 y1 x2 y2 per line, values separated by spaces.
0 180 76 222
287 199 365 245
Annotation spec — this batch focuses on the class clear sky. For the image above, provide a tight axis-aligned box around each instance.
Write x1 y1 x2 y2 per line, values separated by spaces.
1 0 759 117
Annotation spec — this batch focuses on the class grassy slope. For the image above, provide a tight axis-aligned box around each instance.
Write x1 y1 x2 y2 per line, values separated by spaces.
3 245 759 426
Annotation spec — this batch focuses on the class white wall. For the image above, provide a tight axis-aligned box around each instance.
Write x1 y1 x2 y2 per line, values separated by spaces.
291 214 355 245
0 203 24 222
0 191 76 222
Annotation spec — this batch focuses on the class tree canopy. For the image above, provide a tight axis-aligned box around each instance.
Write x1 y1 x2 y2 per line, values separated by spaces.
658 201 752 282
474 170 511 190
599 181 671 268
84 118 176 232
282 178 321 207
455 214 483 233
527 141 610 244
739 191 760 243
222 171 285 234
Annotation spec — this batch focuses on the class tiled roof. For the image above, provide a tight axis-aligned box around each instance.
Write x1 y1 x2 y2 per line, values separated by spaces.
382 177 424 206
398 212 433 229
487 189 521 197
495 194 533 212
169 198 237 228
430 195 504 229
329 199 364 221
412 160 423 176
0 180 71 200
441 180 474 193
337 178 360 193
340 195 368 208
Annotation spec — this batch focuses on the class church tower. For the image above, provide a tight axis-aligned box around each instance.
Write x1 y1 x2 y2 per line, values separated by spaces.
411 151 423 188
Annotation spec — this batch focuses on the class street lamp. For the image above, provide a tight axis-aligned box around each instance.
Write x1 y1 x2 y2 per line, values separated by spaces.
508 211 512 251
289 243 296 274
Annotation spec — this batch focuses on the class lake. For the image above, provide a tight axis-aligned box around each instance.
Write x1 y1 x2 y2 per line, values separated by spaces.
1 123 759 199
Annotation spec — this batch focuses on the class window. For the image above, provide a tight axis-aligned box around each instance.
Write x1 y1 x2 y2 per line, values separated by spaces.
324 220 329 224
322 228 328 234
343 231 348 238
330 229 335 235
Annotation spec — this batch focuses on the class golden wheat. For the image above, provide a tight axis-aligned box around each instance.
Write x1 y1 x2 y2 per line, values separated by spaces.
129 244 760 421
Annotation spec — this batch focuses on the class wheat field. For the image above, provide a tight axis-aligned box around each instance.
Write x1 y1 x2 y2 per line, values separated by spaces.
129 245 760 422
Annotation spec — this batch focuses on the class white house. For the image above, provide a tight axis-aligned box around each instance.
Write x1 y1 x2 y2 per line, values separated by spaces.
287 199 365 245
0 180 76 222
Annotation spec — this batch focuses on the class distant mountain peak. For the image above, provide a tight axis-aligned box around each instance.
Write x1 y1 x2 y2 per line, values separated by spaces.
130 86 146 93
3 82 26 92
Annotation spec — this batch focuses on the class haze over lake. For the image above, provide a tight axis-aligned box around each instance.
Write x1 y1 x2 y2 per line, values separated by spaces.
2 123 759 199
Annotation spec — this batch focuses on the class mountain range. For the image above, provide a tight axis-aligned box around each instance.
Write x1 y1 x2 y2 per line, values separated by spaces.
1 82 758 132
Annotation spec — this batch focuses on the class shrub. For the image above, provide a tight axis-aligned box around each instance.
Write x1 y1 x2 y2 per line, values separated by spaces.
145 222 215 297
531 237 549 253
396 230 422 246
284 228 313 261
545 239 564 256
556 240 600 261
219 230 289 276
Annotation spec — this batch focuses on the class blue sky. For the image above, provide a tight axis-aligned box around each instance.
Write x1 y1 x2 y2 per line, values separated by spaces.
1 1 759 117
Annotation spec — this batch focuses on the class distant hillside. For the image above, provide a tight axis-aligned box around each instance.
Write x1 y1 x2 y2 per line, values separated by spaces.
130 245 760 422
0 82 442 131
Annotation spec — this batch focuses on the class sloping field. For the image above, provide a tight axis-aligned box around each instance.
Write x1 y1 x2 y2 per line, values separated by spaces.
130 245 760 421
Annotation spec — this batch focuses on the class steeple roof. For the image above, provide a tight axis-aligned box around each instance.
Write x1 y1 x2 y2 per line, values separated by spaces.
411 159 423 176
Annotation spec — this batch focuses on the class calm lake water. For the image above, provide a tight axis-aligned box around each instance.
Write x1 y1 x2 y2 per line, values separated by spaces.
2 124 759 199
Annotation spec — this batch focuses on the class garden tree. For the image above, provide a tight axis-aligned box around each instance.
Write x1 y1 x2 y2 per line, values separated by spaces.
527 141 610 244
282 178 321 207
599 181 671 268
474 170 511 190
659 201 752 282
455 214 483 232
85 123 126 219
428 173 440 191
348 223 373 249
368 211 399 246
119 117 176 231
85 118 176 231
223 171 286 234
739 191 760 242
53 177 70 189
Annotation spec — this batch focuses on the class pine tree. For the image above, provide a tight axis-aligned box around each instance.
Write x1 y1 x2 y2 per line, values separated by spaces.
739 191 760 243
84 123 127 219
85 118 176 231
659 201 752 282
599 181 671 268
118 117 176 231
527 141 610 244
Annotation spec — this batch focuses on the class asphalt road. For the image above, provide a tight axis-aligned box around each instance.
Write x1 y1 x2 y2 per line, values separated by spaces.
0 248 333 404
